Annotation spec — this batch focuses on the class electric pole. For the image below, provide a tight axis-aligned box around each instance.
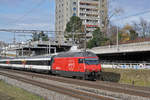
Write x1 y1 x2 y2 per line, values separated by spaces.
13 32 16 44
84 24 87 52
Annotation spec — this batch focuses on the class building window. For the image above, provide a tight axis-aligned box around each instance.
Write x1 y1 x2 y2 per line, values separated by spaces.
73 7 76 11
73 2 76 5
73 13 76 16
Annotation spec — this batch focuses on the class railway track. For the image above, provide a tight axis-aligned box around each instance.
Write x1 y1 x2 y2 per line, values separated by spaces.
0 69 114 100
0 68 150 99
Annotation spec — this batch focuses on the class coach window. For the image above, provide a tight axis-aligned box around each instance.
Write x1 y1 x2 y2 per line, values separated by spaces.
42 61 49 65
0 61 5 64
11 61 22 64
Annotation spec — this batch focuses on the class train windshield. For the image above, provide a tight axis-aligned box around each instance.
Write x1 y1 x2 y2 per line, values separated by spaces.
84 58 99 65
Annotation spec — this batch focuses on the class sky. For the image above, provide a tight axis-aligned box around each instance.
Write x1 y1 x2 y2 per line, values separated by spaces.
0 0 150 43
110 0 150 25
0 0 55 43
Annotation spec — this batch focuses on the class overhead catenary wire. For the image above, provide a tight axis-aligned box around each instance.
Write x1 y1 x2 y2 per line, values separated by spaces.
111 9 150 22
3 0 46 27
2 0 48 43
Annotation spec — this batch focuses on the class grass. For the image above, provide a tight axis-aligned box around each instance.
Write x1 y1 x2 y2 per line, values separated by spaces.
0 80 44 100
102 68 150 87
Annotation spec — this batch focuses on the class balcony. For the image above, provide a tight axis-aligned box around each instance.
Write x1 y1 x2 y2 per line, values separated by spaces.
80 10 99 15
79 4 98 9
80 0 99 4
83 22 99 25
80 16 100 20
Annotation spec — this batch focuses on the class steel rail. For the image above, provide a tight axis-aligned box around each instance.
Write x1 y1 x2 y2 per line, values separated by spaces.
0 71 113 100
2 68 150 98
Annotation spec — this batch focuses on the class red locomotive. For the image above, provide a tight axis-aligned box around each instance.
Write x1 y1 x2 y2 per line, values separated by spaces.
52 51 101 80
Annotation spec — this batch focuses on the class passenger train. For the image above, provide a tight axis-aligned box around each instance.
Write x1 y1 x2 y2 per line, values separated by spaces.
0 51 102 80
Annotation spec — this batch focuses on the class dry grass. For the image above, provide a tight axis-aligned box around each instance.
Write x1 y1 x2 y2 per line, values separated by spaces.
0 80 44 100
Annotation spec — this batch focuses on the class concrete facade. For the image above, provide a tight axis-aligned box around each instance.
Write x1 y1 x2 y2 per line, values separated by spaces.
55 0 108 42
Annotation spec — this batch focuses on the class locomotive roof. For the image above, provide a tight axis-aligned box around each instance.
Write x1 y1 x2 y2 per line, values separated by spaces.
55 51 97 58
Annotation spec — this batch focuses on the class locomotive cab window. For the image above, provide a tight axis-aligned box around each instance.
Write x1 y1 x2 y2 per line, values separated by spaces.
0 61 6 64
78 59 84 63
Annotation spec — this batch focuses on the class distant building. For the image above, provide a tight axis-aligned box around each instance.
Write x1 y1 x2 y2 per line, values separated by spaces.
55 0 108 41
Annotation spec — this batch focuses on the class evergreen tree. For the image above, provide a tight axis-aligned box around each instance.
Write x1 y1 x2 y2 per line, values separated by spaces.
32 31 49 41
65 16 83 43
87 28 109 48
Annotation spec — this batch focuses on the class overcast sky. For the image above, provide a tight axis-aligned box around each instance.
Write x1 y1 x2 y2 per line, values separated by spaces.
0 0 150 43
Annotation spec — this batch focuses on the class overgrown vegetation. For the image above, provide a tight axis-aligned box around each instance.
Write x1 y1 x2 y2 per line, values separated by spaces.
0 80 44 100
102 68 150 87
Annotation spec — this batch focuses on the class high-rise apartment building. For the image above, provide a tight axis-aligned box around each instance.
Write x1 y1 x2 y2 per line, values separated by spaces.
55 0 108 42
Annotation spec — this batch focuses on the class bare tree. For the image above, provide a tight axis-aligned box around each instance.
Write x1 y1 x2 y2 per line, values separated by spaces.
132 18 150 38
105 7 124 36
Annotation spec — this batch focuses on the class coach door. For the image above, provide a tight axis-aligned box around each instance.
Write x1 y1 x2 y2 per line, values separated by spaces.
22 60 26 69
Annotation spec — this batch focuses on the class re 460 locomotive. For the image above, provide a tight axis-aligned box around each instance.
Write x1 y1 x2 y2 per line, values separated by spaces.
0 51 102 80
